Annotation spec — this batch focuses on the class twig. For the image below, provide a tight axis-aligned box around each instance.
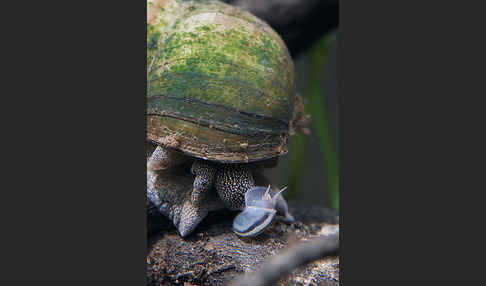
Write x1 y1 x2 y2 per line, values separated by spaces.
207 264 236 276
230 233 339 286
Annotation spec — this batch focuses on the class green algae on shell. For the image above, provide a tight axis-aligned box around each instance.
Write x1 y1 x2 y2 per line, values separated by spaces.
147 0 295 163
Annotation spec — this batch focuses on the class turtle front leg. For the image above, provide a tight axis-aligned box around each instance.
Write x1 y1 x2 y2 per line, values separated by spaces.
214 164 255 210
190 159 218 207
147 145 189 172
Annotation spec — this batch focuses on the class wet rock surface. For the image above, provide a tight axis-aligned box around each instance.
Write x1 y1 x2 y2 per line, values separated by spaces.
147 201 339 286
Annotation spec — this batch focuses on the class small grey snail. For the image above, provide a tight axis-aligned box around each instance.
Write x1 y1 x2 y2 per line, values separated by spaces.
233 185 295 237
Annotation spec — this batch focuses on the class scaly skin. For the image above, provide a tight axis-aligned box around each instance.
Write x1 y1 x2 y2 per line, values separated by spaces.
191 159 255 211
148 146 257 210
147 163 225 237
147 145 190 171
147 144 269 236
190 159 217 207
214 164 254 210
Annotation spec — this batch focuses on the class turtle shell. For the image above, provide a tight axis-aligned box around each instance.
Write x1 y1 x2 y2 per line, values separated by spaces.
147 0 295 163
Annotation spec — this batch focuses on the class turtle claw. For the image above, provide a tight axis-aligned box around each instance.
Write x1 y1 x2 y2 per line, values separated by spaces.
178 201 209 237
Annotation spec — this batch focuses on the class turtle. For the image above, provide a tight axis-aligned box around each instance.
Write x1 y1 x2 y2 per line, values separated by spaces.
146 0 300 237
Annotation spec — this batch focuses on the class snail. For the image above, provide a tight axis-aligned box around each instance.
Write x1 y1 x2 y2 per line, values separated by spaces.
147 0 298 237
233 185 295 237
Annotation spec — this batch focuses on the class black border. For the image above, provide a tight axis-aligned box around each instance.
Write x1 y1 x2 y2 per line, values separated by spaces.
11 1 150 285
340 0 485 284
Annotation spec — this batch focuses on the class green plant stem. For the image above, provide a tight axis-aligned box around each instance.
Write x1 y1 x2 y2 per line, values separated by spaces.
307 33 339 210
287 133 307 199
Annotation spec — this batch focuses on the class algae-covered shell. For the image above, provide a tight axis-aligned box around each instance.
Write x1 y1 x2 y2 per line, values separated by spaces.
147 0 295 163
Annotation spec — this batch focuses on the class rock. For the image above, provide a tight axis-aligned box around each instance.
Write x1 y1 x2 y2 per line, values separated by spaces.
147 201 339 286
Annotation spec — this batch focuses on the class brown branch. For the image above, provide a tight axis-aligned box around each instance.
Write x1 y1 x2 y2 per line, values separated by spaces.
230 233 339 286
